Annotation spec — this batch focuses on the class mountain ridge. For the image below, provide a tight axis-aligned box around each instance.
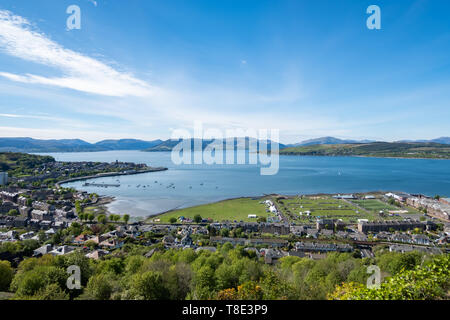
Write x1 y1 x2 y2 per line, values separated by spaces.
0 136 449 152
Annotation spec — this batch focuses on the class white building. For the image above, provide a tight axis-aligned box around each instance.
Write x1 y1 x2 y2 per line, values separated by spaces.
0 172 8 186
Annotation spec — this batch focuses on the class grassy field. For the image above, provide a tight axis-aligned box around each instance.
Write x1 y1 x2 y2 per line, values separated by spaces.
352 200 398 212
151 197 271 223
83 205 108 216
351 199 421 215
276 196 382 223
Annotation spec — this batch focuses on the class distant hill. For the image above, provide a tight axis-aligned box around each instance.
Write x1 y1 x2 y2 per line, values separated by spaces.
280 142 450 159
145 138 287 152
0 138 162 152
0 138 99 152
290 136 376 147
396 137 450 144
94 139 163 150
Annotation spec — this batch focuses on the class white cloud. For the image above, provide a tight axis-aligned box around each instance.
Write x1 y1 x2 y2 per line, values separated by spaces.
88 0 98 7
0 10 152 97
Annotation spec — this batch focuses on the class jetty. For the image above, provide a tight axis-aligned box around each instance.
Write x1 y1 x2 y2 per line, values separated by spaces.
82 182 120 188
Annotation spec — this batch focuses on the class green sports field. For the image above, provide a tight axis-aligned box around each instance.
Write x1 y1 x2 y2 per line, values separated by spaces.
151 197 271 223
277 196 380 222
351 199 420 215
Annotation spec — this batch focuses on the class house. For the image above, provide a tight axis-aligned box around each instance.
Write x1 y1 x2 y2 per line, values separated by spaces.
162 234 175 245
33 244 53 257
333 194 356 200
436 235 449 245
360 249 375 258
385 192 411 202
320 229 334 237
180 234 193 247
306 228 319 238
358 220 426 233
391 233 413 244
31 209 53 221
290 225 307 236
294 242 353 253
40 220 53 230
50 245 75 256
74 234 90 244
316 219 335 230
99 238 123 249
373 231 391 240
262 249 287 264
45 228 56 236
8 217 28 228
412 234 431 245
85 249 110 260
19 231 35 240
0 230 17 241
195 247 217 253
349 232 367 241
260 223 290 235
209 236 288 248
336 231 349 239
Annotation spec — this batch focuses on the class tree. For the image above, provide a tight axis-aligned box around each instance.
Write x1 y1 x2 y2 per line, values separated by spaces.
86 274 113 300
131 271 168 300
97 214 107 224
75 200 83 215
110 214 121 222
8 209 18 216
169 217 177 224
32 283 69 300
193 265 216 299
123 214 130 224
0 260 14 291
84 240 97 250
220 228 230 237
12 266 67 298
88 213 95 222
193 214 202 224
329 254 450 300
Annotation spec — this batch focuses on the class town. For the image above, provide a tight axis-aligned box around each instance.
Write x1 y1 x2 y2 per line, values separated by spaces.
0 152 449 300
0 154 448 264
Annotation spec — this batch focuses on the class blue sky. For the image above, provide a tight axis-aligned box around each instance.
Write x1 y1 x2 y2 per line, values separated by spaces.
0 0 449 143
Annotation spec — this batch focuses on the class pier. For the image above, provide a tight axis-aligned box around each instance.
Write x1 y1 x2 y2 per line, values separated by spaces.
82 182 120 188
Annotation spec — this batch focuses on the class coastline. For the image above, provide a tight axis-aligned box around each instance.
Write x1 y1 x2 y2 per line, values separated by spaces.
278 153 450 160
56 167 168 187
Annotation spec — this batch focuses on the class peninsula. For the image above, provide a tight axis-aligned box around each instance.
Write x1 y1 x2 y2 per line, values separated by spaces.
279 142 450 159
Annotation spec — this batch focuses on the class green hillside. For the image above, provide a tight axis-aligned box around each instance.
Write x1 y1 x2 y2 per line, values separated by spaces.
280 142 450 159
0 152 55 176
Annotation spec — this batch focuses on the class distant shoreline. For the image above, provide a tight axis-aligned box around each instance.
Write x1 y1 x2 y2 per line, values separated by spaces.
278 154 450 161
56 167 168 187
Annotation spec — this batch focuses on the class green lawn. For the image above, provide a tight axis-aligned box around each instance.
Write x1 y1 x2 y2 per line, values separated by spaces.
351 199 420 215
150 197 271 223
83 205 107 216
277 196 380 222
